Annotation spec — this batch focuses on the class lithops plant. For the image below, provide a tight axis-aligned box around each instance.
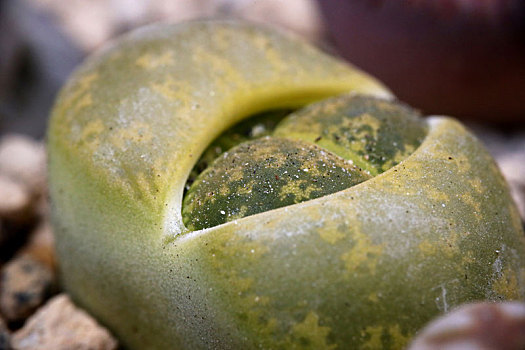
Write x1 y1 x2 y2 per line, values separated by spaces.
48 20 525 349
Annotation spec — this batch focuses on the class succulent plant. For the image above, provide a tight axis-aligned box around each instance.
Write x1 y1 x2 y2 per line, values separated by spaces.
48 20 525 349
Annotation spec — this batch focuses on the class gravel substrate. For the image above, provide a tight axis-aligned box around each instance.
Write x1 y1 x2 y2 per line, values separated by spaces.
0 135 118 350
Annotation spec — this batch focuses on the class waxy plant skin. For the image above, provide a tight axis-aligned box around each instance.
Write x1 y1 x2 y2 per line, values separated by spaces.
48 21 525 349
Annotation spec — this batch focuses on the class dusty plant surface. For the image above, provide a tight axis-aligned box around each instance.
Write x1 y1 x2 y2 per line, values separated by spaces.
1 1 524 348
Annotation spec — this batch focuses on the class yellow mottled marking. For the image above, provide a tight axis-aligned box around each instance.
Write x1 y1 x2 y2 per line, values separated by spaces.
318 223 345 245
507 198 524 239
136 52 174 69
451 154 471 173
109 121 153 149
132 172 158 204
461 193 482 218
426 187 450 203
75 93 93 110
493 267 520 299
192 46 246 89
203 231 276 344
290 312 336 350
81 119 104 141
442 230 461 258
228 205 249 221
360 326 383 350
341 230 383 274
461 250 476 264
252 34 288 74
77 73 98 90
419 231 464 260
368 293 379 303
468 177 485 194
360 325 410 349
350 113 381 140
418 240 437 256
151 77 193 103
388 325 411 349
60 73 99 117
279 179 315 202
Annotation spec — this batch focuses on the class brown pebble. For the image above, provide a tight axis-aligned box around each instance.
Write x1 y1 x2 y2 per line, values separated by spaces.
0 135 46 197
0 317 10 350
408 302 525 350
11 294 118 350
0 176 33 224
0 256 55 323
19 222 56 271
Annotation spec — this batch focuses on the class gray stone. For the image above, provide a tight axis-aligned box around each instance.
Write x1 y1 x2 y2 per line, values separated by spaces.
11 294 118 350
0 256 55 322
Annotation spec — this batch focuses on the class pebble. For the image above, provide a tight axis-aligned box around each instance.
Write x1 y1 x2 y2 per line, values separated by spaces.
19 221 56 271
0 135 46 197
11 294 118 350
0 175 33 224
408 302 525 350
0 256 55 323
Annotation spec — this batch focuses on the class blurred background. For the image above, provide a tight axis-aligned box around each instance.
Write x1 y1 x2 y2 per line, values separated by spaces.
0 0 321 139
0 0 524 212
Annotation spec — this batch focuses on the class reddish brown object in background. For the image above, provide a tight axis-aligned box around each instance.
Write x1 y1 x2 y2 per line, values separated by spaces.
318 0 525 122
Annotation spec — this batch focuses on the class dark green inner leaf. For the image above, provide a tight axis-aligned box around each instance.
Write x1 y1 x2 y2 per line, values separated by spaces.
181 95 428 231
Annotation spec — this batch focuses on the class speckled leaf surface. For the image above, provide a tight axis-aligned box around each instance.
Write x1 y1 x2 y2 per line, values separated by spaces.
48 21 525 350
183 137 370 230
274 95 427 176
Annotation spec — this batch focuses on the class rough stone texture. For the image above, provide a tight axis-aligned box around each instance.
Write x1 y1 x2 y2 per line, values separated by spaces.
0 175 32 224
0 256 55 323
409 302 525 350
0 135 46 197
11 294 118 350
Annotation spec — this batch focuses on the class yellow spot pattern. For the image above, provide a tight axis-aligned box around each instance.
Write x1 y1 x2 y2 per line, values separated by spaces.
136 52 174 69
318 222 345 245
60 73 99 119
109 121 153 150
151 77 193 103
279 179 316 202
360 324 411 350
80 119 104 142
341 228 384 275
493 267 521 299
289 312 336 350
